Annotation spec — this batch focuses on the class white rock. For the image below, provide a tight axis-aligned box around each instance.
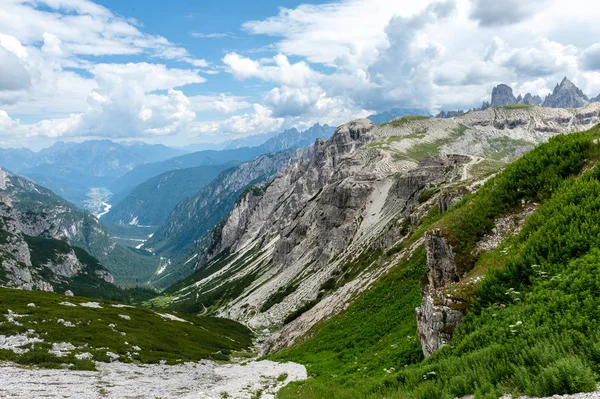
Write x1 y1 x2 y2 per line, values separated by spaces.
64 290 74 297
75 352 93 360
118 315 131 321
106 351 120 362
80 302 102 309
26 303 36 308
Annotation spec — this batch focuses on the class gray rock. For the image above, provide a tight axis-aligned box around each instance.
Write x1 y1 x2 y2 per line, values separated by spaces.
520 93 542 106
416 230 466 357
490 84 517 107
64 290 74 297
416 289 465 357
542 77 589 108
436 110 465 118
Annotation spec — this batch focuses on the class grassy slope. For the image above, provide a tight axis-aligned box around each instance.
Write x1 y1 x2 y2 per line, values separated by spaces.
275 126 600 398
0 288 253 370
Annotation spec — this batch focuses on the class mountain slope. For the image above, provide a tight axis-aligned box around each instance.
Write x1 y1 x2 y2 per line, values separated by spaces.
152 103 600 346
103 162 239 227
275 125 600 399
109 124 335 199
0 168 160 286
143 149 298 289
0 287 252 371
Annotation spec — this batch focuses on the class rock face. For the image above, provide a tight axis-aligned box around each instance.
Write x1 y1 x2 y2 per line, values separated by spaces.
436 110 465 118
416 230 466 357
542 77 589 108
491 84 518 107
521 93 542 106
162 104 600 353
0 168 115 292
144 150 298 289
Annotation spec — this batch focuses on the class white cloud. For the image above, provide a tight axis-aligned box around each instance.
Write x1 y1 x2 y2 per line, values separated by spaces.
0 0 207 66
223 53 319 87
469 0 545 27
190 32 235 39
189 94 251 114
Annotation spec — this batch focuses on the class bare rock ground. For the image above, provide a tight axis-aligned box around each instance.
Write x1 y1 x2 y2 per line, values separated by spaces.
0 359 306 399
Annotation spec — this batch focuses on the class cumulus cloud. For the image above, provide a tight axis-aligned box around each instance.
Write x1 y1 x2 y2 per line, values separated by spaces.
581 43 600 71
0 47 31 93
189 94 251 114
0 0 207 66
223 53 319 87
469 0 545 27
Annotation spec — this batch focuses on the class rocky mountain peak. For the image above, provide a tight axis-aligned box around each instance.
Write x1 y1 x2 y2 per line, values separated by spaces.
333 119 375 141
521 93 542 106
542 77 589 108
490 84 517 107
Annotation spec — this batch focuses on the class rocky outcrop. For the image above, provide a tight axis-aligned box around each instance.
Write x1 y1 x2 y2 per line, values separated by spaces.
416 230 465 357
424 230 460 288
521 93 542 106
491 84 518 107
416 290 465 357
436 110 465 119
543 77 589 108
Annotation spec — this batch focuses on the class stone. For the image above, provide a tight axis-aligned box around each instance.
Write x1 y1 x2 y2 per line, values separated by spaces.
64 290 74 297
542 77 589 108
490 84 517 107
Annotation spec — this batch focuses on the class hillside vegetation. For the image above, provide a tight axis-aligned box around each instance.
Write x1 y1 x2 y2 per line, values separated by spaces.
0 288 253 371
275 126 600 398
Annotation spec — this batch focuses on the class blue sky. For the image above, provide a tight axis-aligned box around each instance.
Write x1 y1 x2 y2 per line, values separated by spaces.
0 0 600 149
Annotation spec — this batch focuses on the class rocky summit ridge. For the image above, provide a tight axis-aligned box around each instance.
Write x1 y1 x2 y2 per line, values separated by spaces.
437 77 597 118
157 103 600 353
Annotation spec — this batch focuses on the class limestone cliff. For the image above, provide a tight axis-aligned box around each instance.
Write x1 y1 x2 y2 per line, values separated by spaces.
162 103 600 352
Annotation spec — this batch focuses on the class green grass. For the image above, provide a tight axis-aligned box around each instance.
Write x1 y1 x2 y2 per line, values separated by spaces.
0 287 253 370
276 126 600 398
381 116 431 128
501 104 532 110
397 124 468 161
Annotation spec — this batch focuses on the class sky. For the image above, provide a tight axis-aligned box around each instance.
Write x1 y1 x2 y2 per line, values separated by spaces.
1 0 600 149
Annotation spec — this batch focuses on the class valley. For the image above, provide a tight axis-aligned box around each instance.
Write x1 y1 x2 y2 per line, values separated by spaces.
3 58 600 398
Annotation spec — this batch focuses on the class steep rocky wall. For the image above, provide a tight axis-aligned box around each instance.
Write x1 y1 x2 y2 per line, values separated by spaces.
416 230 466 357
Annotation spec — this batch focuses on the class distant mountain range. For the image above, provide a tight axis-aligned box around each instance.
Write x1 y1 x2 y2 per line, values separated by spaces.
437 77 600 118
102 162 240 227
0 140 187 207
108 123 335 202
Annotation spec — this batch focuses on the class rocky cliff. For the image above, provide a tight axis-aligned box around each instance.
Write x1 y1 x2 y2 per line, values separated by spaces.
144 150 298 290
0 172 115 292
416 230 466 357
159 103 600 352
543 77 590 108
0 167 158 285
490 84 517 107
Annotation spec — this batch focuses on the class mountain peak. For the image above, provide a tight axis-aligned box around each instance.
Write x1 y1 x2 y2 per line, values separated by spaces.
490 84 517 107
543 77 589 108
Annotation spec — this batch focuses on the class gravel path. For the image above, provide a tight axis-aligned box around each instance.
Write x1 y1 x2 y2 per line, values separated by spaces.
0 359 306 398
